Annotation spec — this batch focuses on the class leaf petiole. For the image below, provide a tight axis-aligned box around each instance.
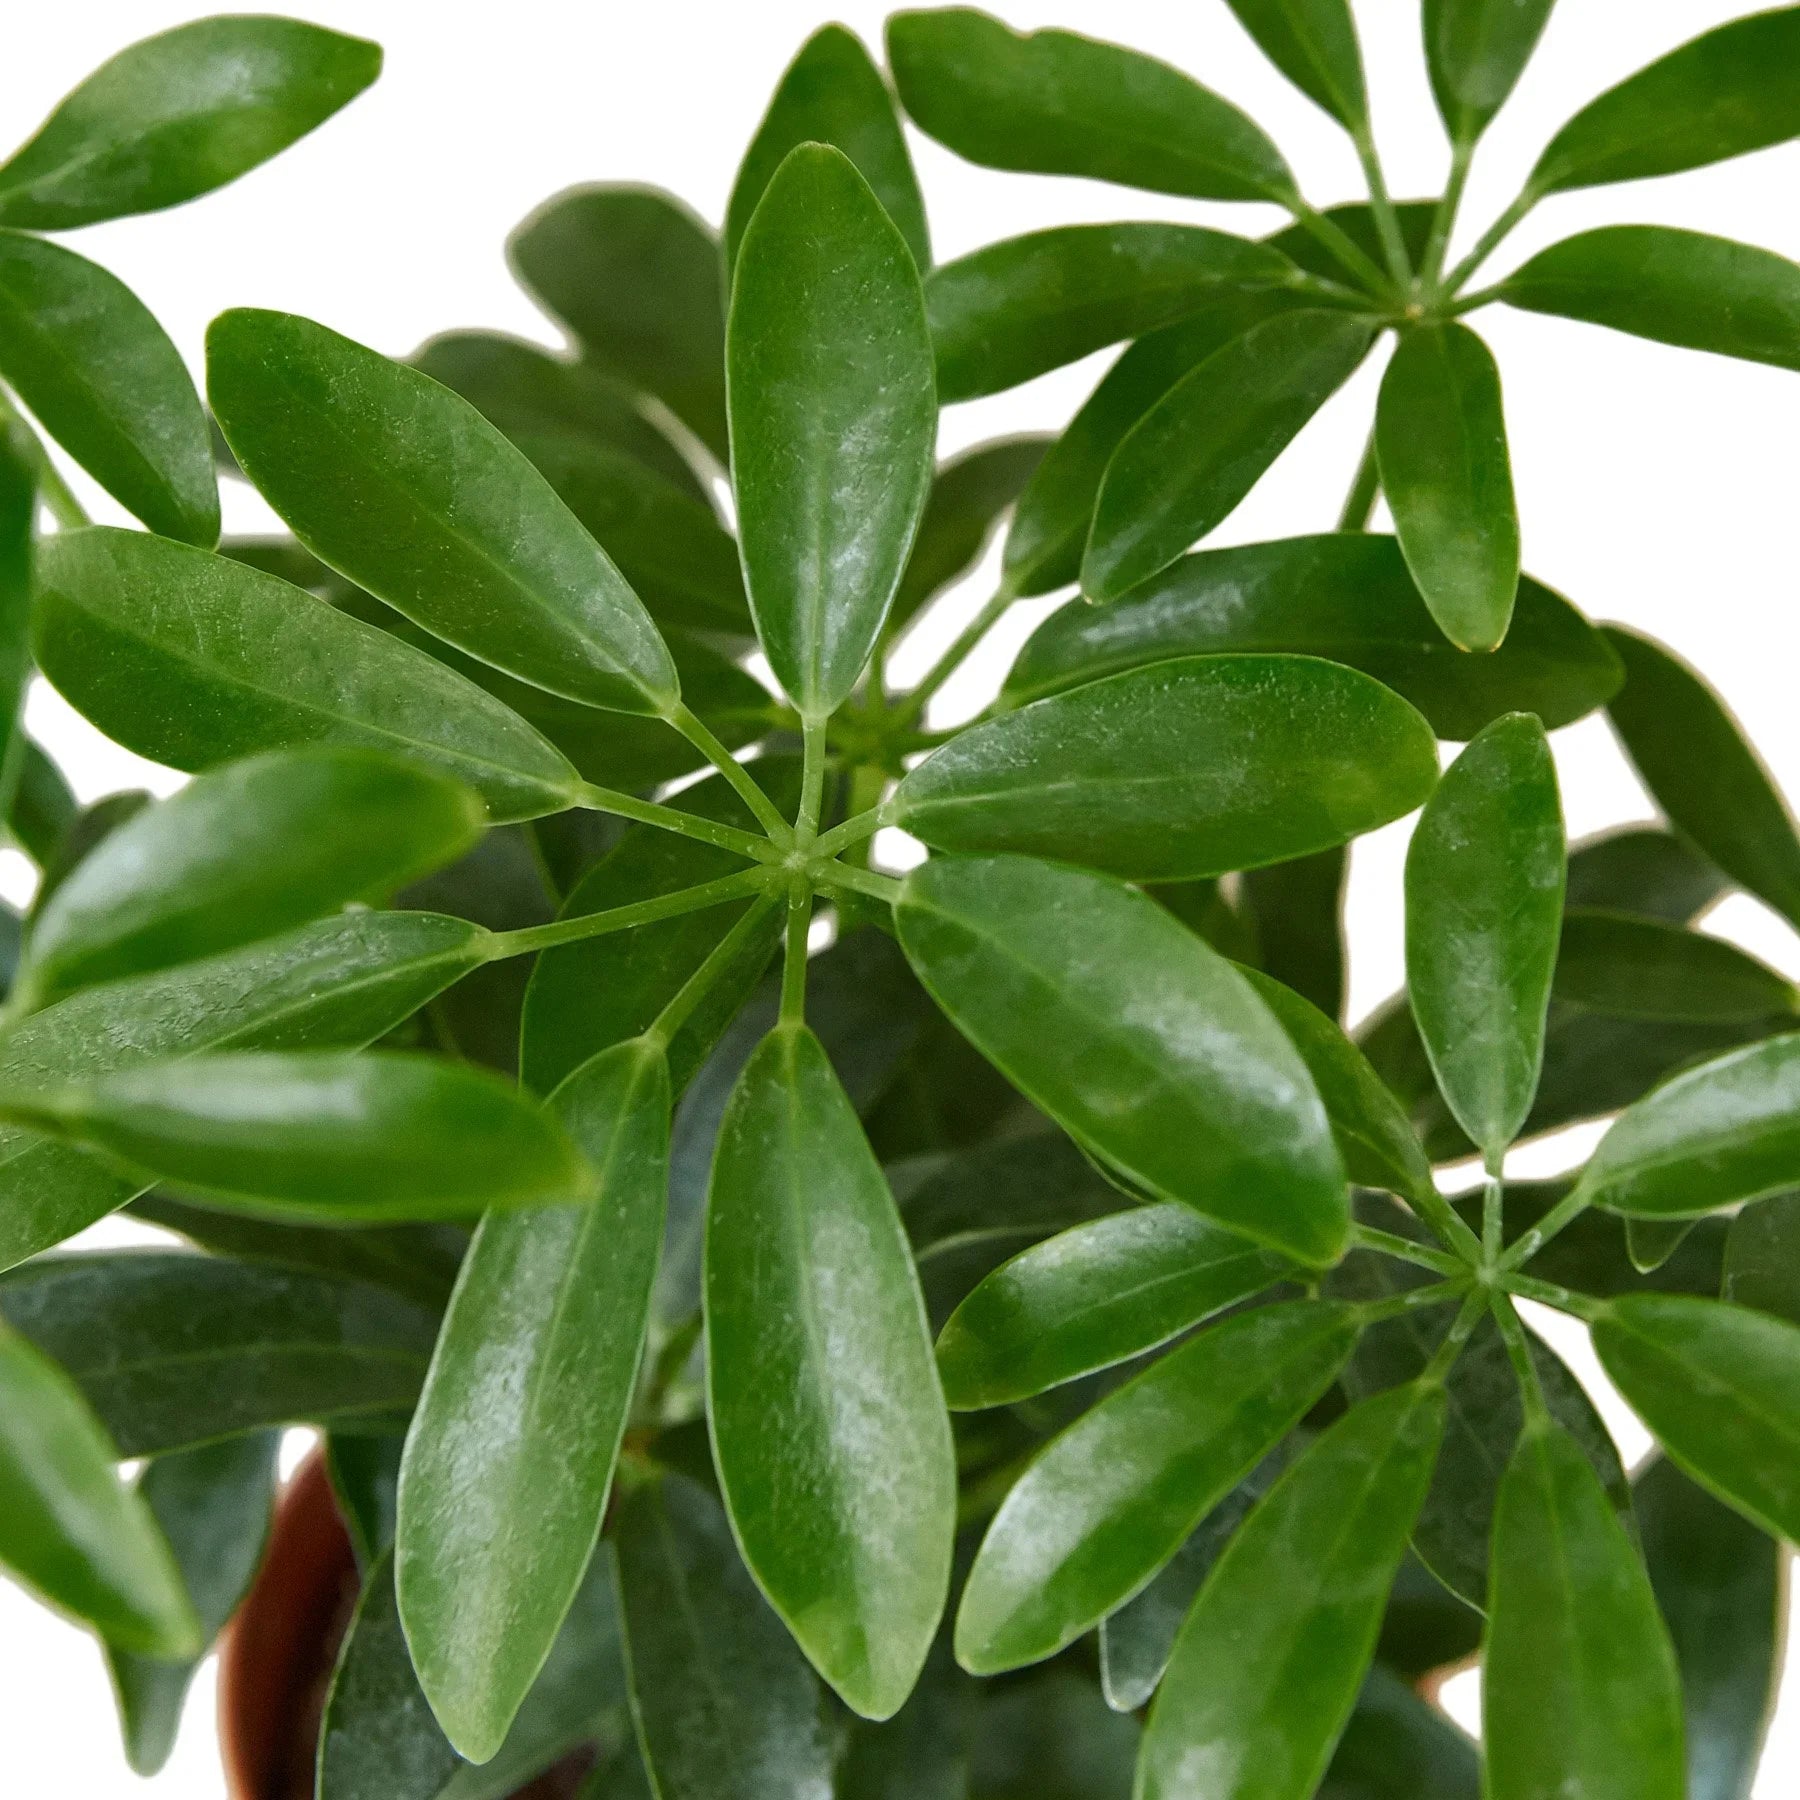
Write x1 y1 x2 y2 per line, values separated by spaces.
1496 1181 1594 1274
489 867 772 958
778 884 814 1025
642 892 783 1050
1489 1291 1550 1425
574 780 781 864
1351 124 1414 289
665 701 794 844
1347 1222 1466 1277
1283 196 1398 301
1352 1278 1470 1327
898 579 1021 725
1422 1289 1488 1384
1418 138 1474 290
1440 186 1538 298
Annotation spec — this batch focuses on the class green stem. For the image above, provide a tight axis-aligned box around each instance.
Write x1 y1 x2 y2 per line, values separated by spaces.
1500 1271 1605 1323
1481 1165 1506 1264
812 800 891 861
797 717 827 843
1348 1223 1465 1277
490 868 770 958
1352 125 1413 288
1422 1290 1488 1383
1337 429 1382 530
1441 187 1538 298
1354 1280 1467 1327
779 885 814 1025
575 781 778 864
1419 139 1473 289
1497 1182 1593 1274
900 580 1020 725
1404 1181 1487 1268
667 702 793 844
815 861 902 906
1285 197 1397 301
1490 1291 1549 1425
1446 283 1505 317
644 893 782 1049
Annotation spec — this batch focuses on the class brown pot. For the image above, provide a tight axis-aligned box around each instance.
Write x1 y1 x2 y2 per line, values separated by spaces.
217 1451 592 1800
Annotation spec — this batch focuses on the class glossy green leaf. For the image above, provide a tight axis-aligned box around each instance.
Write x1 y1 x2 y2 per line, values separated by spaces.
896 655 1437 881
19 748 482 1008
1603 625 1800 928
705 1023 954 1717
927 224 1300 402
886 9 1292 202
6 737 77 869
1084 310 1377 601
0 1323 198 1656
1482 1422 1684 1800
0 909 492 1271
1007 532 1619 736
0 1250 437 1457
615 1474 834 1800
1529 6 1800 195
0 18 378 227
1320 1665 1481 1800
509 185 728 461
897 855 1350 1266
1406 713 1564 1160
104 1434 276 1775
0 232 216 544
1502 225 1800 371
727 145 935 720
398 1039 669 1761
957 1300 1355 1673
1564 825 1725 923
936 1205 1292 1409
1241 847 1347 1020
1723 1190 1800 1324
209 310 677 716
1137 1382 1446 1800
1377 323 1519 652
1222 0 1368 130
1628 1216 1702 1275
34 529 578 822
1594 1293 1800 1541
1425 0 1557 143
727 24 928 273
1637 1454 1783 1800
1556 909 1797 1024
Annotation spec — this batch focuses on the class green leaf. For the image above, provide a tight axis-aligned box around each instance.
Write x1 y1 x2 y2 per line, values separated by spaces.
896 855 1350 1266
509 185 728 461
970 1666 1139 1798
104 1435 276 1775
0 910 492 1271
1405 713 1564 1161
0 422 33 786
1723 1189 1800 1324
397 1039 669 1761
727 144 935 720
1556 909 1797 1025
615 1475 834 1799
208 310 677 716
1266 200 1438 285
1482 1422 1684 1800
1084 310 1377 601
1240 847 1346 1021
0 17 379 228
329 1432 403 1569
1502 225 1800 372
1628 1217 1702 1275
1529 7 1800 195
19 748 483 1008
936 1205 1293 1409
896 655 1438 881
1425 0 1557 143
1565 826 1725 923
1594 1293 1800 1542
1006 532 1620 736
926 224 1301 402
0 1323 199 1655
1321 1665 1482 1800
1636 1454 1783 1800
0 1250 437 1456
0 1049 592 1224
727 24 928 274
34 529 579 822
0 232 216 544
1376 323 1519 652
886 9 1292 202
705 1023 954 1717
6 736 78 869
1602 625 1800 929
1376 1550 1484 1682
956 1300 1355 1673
1221 0 1368 130
1137 1382 1446 1800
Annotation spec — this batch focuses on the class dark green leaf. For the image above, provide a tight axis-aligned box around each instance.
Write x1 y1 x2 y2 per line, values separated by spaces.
397 1039 668 1761
1405 713 1564 1160
0 18 377 227
1320 1666 1481 1799
727 25 928 273
1723 1189 1800 1324
1376 322 1519 651
1222 0 1369 130
1007 532 1620 737
897 655 1437 881
509 185 728 461
104 1435 276 1775
1425 0 1556 143
1628 1216 1700 1275
706 1023 954 1717
1565 825 1725 923
1266 200 1438 285
1529 7 1800 195
328 1432 403 1569
1555 909 1797 1024
209 310 677 715
0 423 33 803
957 1300 1355 1673
615 1475 833 1800
1375 1550 1483 1682
0 232 215 544
0 1323 198 1655
1482 1422 1684 1800
970 1666 1139 1799
6 737 78 869
936 1205 1292 1409
1085 311 1377 601
1594 1293 1800 1541
1137 1382 1446 1800
1241 846 1346 1020
886 9 1292 202
727 144 935 720
927 224 1301 402
838 1635 966 1800
35 528 580 822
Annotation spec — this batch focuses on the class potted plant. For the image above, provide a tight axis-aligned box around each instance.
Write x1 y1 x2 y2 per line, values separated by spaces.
0 5 1796 1797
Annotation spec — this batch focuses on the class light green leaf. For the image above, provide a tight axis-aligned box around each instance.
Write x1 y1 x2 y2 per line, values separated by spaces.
1425 0 1557 143
1222 0 1368 130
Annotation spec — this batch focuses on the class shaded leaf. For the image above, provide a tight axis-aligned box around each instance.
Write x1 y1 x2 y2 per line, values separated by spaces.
1723 1189 1800 1325
1555 909 1797 1024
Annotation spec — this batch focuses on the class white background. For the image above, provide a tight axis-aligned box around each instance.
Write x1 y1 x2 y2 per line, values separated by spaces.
1 0 1798 1790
